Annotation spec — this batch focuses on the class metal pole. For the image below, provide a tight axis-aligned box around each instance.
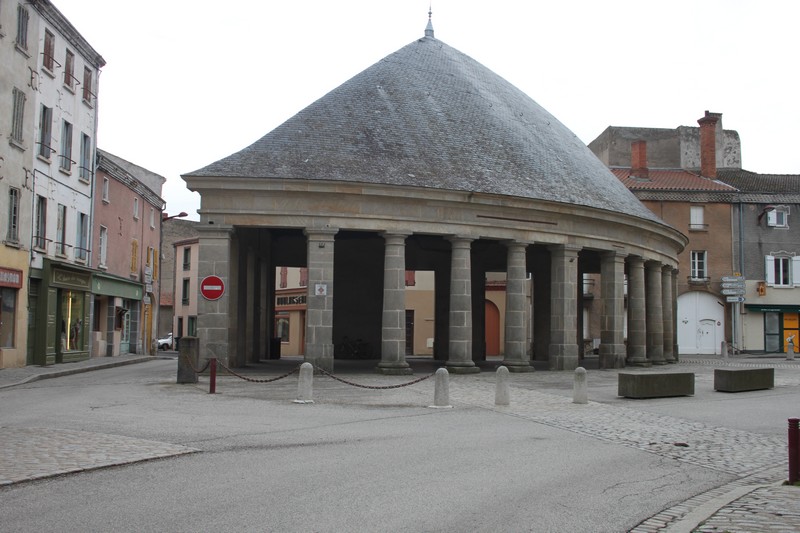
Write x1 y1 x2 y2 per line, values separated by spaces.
789 418 799 484
209 358 217 394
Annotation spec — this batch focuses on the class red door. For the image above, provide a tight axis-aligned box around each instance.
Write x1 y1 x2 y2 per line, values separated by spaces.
485 300 500 356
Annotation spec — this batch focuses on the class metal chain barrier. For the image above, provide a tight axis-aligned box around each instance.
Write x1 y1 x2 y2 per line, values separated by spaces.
216 359 302 383
313 364 436 389
181 352 211 374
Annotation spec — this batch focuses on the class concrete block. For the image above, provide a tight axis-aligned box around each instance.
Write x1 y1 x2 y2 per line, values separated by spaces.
714 368 774 392
618 372 694 398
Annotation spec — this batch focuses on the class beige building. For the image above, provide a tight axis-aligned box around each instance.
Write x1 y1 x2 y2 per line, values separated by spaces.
183 20 685 373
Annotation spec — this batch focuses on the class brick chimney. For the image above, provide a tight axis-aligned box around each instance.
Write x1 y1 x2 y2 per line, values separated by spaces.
697 110 721 178
631 140 649 179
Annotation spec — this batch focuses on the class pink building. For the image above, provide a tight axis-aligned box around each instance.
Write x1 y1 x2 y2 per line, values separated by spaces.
92 150 164 355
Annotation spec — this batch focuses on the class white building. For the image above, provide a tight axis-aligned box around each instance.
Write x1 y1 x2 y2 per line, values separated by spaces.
22 1 105 365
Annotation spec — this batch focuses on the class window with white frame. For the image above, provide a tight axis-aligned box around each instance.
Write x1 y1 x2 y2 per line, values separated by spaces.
11 87 26 145
64 50 75 89
59 120 73 172
38 105 53 159
79 133 91 181
76 212 88 261
133 198 139 219
56 203 67 255
43 29 55 72
765 254 800 287
7 187 20 243
15 4 29 51
689 205 706 231
34 195 46 249
767 206 790 228
82 67 93 104
99 226 108 267
102 177 109 202
690 250 707 280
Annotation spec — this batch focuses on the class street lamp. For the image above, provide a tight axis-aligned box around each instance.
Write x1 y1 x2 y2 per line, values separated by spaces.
156 210 188 353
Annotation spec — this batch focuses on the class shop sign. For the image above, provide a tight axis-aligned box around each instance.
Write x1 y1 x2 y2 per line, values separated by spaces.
0 267 23 288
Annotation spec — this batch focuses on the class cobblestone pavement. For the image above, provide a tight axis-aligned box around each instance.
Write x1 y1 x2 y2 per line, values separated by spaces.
0 426 198 486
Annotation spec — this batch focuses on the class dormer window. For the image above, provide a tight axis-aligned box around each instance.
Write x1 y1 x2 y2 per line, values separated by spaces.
767 206 789 228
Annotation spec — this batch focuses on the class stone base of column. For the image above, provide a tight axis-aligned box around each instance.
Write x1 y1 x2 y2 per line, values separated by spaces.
599 346 626 369
305 354 333 374
548 345 579 371
376 362 413 375
626 356 651 367
446 362 481 374
502 360 535 372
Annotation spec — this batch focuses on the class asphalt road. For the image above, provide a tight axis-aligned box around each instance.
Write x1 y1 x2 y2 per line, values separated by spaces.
0 360 755 532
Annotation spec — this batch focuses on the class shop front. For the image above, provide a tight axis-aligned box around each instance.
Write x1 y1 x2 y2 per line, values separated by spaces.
744 304 800 354
29 260 93 365
92 274 143 357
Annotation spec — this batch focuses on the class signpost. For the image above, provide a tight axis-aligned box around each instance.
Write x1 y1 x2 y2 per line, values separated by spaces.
200 275 225 301
723 274 746 355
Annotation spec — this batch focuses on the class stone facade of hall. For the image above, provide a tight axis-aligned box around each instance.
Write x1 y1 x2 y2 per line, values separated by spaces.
182 24 686 372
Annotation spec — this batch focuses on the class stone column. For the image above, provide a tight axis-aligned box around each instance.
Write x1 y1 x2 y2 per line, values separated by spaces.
599 251 627 369
244 246 256 364
626 256 648 366
304 228 338 373
662 265 676 363
446 237 479 373
548 244 581 370
378 232 412 375
503 242 533 371
645 260 666 365
196 225 234 366
672 269 679 361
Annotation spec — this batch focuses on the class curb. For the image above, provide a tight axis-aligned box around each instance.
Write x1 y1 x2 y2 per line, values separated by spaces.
0 356 165 390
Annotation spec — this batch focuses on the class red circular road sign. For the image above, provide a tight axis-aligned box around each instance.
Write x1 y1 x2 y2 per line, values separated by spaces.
200 275 225 301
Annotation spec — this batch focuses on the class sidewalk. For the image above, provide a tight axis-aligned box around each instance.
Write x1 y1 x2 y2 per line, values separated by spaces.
0 353 165 390
0 352 798 532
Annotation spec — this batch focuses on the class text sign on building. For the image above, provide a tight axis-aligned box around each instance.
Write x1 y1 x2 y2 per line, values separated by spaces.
0 267 23 288
200 275 225 301
721 288 746 296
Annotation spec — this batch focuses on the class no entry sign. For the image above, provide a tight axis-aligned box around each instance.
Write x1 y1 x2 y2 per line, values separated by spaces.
200 275 225 301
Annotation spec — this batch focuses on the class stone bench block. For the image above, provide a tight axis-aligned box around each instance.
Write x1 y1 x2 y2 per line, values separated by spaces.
618 372 694 398
714 368 774 392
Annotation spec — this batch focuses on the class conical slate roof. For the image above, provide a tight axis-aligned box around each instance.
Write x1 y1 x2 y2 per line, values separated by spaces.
186 34 659 222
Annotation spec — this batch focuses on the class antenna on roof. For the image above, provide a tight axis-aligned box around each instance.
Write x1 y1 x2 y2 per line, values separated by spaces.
425 3 435 38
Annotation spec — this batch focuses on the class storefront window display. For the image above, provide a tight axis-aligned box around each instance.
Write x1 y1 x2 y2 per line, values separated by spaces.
0 287 16 348
61 290 84 351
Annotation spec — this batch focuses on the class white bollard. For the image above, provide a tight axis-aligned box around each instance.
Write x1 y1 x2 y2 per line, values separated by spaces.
495 366 510 406
429 368 452 408
293 362 314 404
573 367 588 404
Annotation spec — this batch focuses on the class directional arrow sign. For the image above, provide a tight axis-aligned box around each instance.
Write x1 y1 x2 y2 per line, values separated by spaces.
726 296 746 303
722 276 744 282
721 288 746 295
722 282 746 289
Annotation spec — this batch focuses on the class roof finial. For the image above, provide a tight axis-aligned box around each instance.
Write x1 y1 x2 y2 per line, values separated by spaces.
425 3 434 38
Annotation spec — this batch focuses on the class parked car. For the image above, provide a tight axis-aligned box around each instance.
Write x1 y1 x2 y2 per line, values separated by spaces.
157 333 173 351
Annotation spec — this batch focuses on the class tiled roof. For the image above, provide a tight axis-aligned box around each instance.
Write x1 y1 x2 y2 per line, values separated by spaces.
612 168 738 192
185 36 659 222
717 169 800 193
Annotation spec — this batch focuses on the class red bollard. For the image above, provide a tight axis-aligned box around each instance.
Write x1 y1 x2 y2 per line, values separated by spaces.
789 418 799 484
209 358 217 395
